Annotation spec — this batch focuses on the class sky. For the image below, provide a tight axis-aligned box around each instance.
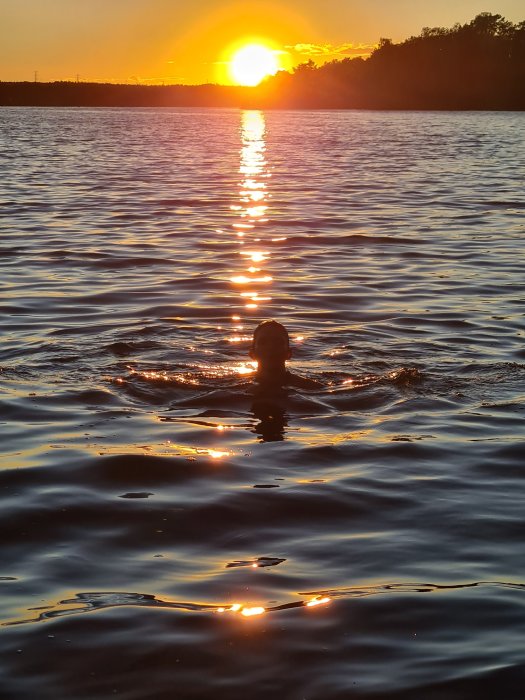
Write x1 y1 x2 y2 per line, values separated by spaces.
1 0 523 84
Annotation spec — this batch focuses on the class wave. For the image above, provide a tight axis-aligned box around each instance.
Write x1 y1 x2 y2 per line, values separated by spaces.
4 580 523 627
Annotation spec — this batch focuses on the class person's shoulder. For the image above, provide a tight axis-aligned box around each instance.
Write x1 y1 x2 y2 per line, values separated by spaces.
285 371 323 390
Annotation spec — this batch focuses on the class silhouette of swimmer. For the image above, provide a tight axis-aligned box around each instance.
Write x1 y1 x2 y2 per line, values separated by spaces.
248 320 321 441
249 320 322 391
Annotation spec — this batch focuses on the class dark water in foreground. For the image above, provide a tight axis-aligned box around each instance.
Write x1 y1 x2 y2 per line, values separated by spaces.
1 107 525 699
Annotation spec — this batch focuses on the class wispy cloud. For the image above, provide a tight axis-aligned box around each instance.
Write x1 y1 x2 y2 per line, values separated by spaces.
126 75 185 84
285 42 376 58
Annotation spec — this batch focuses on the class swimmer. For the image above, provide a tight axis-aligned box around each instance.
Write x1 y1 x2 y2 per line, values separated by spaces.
249 320 322 391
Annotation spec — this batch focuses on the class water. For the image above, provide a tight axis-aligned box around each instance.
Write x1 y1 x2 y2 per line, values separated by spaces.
1 107 525 699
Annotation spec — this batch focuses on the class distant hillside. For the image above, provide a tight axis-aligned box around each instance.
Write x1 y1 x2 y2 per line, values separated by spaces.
1 14 524 110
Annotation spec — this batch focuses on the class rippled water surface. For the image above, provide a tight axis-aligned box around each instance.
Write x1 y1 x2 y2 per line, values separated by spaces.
1 107 525 699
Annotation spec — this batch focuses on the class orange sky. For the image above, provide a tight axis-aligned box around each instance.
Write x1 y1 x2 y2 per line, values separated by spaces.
0 0 523 84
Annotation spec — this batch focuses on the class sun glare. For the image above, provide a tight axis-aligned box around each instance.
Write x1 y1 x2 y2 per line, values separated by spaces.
230 44 280 86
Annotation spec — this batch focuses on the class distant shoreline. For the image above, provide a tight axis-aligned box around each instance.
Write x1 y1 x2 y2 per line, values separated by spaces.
1 82 524 111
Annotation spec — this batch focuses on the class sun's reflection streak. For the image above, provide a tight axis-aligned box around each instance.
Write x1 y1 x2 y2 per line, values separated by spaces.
214 595 331 619
228 111 273 320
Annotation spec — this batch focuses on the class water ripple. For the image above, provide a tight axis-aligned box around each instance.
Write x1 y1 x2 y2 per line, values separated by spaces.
1 107 525 699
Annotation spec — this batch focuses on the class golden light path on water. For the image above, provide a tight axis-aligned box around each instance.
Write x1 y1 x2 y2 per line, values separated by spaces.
214 113 333 623
227 111 274 346
106 115 333 623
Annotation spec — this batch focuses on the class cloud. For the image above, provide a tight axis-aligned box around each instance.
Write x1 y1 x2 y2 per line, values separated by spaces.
285 42 376 58
126 75 185 84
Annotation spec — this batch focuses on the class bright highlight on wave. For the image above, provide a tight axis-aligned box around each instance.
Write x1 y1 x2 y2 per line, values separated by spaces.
215 596 330 619
306 596 331 607
240 251 268 263
229 44 280 86
230 274 272 284
234 362 257 375
206 449 230 459
217 603 266 617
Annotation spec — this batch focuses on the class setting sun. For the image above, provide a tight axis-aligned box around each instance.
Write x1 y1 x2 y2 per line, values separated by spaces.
229 44 280 86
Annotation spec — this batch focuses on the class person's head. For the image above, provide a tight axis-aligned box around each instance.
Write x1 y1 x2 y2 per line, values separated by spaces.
249 320 291 369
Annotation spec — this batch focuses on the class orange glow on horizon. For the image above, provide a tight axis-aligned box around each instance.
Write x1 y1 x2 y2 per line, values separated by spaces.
6 1 454 85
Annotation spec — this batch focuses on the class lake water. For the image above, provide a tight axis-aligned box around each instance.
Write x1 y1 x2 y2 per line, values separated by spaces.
1 107 525 699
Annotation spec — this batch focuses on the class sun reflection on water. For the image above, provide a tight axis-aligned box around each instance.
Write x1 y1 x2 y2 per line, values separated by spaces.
306 595 331 608
227 111 273 326
216 603 266 617
214 595 331 620
240 250 268 263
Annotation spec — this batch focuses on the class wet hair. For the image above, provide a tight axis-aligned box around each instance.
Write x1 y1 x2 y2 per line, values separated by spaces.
252 320 290 348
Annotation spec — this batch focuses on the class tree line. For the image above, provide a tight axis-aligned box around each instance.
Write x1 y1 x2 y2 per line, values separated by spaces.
259 13 525 109
1 14 524 109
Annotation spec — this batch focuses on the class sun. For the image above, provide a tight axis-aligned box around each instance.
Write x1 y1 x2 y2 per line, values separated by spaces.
230 44 280 86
